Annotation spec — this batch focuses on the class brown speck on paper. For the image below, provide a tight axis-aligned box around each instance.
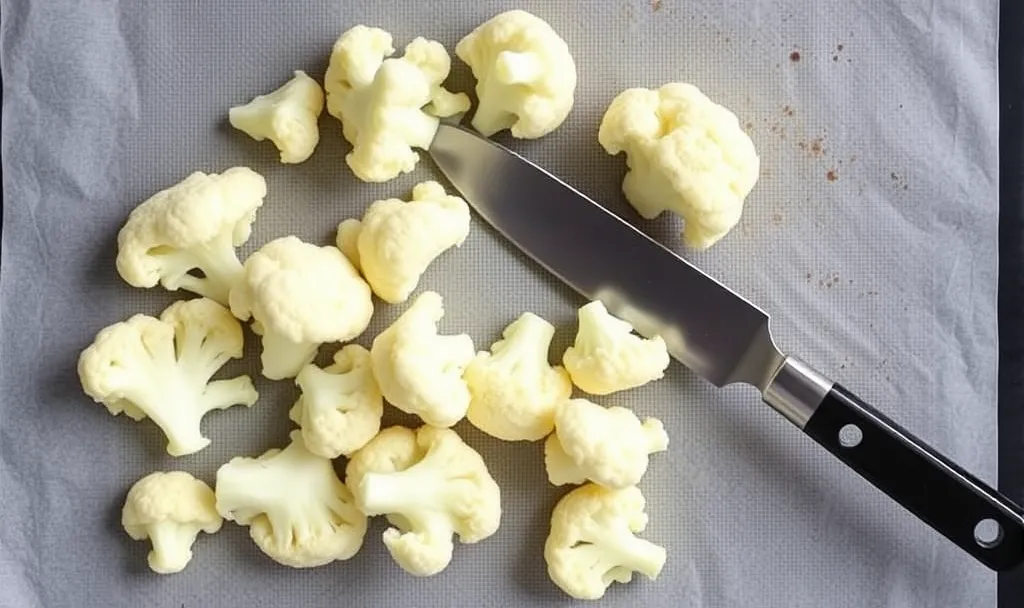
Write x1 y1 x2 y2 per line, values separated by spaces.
837 43 845 51
651 0 662 10
890 172 909 191
826 169 839 182
771 213 783 224
782 105 794 116
790 50 801 62
806 272 813 280
819 272 841 288
745 121 754 131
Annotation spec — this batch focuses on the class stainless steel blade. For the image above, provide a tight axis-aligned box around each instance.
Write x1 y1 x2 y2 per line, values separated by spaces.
428 124 786 392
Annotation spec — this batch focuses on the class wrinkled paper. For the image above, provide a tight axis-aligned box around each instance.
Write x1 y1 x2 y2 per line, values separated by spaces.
0 1 999 606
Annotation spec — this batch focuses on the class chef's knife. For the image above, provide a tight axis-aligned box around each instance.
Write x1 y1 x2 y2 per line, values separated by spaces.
427 123 1024 571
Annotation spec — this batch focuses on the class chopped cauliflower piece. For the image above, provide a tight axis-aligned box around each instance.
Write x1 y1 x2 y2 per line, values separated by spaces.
115 167 267 305
598 82 760 249
229 70 325 164
545 483 666 600
346 425 501 576
456 10 577 138
336 181 470 304
122 471 223 574
77 298 258 456
544 398 668 489
323 25 471 182
370 291 474 428
465 312 572 441
215 431 368 568
563 300 670 395
289 344 383 459
228 236 374 380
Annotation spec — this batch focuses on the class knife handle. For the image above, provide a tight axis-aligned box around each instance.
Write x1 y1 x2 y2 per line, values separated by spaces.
802 383 1024 571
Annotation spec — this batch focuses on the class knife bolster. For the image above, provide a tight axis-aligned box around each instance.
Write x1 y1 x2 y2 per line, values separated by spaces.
763 357 833 427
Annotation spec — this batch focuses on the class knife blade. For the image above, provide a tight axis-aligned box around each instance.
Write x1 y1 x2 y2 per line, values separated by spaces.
427 123 1024 571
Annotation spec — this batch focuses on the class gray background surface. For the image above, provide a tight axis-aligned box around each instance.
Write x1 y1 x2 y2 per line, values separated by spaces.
0 1 1002 607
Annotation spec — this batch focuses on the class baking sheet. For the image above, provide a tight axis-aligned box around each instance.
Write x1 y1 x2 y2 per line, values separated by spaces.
0 0 1001 606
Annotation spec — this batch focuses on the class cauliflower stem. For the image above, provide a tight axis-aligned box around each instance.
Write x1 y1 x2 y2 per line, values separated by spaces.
570 518 666 582
148 232 244 306
116 367 256 456
144 524 204 573
358 467 461 518
259 329 319 382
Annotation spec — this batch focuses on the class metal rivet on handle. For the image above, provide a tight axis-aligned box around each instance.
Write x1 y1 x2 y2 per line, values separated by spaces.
974 518 1004 549
838 423 863 448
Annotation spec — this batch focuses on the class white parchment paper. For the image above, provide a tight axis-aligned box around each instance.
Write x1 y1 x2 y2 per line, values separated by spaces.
0 1 1000 606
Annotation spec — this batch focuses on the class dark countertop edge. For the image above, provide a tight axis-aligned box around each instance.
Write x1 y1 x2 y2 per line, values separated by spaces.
998 0 1024 605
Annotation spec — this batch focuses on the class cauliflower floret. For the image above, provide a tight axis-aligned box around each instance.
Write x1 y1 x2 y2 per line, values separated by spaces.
345 425 501 576
77 298 258 456
115 167 267 305
563 300 670 395
228 236 374 380
545 483 666 600
215 431 368 568
598 82 760 249
336 181 470 304
465 312 572 441
122 471 223 574
370 291 474 428
323 25 471 182
456 10 577 138
288 344 383 459
228 70 325 164
544 398 668 489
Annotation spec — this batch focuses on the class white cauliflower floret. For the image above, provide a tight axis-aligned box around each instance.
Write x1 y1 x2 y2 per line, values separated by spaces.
345 425 501 576
545 483 666 600
336 181 470 304
598 82 760 249
77 298 258 456
465 312 572 441
229 70 325 164
563 300 670 395
122 471 223 574
288 344 383 459
544 398 668 489
215 430 368 568
115 167 267 305
456 10 577 138
228 236 374 380
323 25 471 182
370 291 474 428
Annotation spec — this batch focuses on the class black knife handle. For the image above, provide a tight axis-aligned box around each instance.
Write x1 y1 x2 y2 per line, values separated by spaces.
803 383 1024 571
